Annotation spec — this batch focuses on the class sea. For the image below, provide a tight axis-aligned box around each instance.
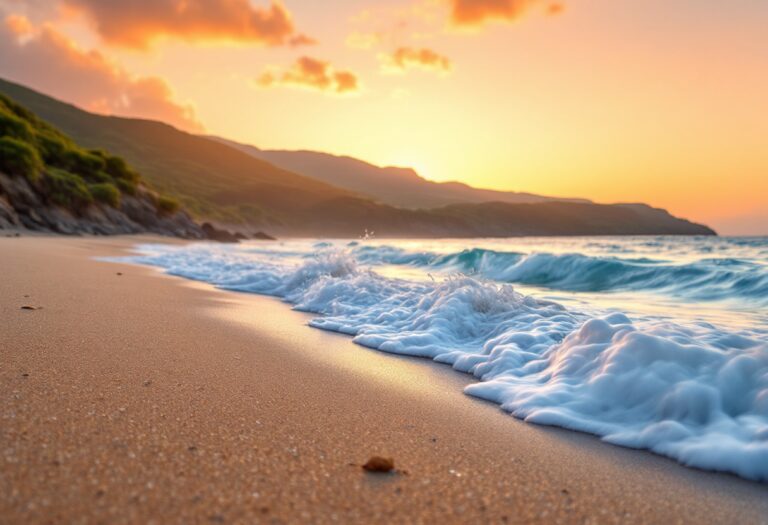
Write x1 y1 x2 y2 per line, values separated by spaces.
113 235 768 481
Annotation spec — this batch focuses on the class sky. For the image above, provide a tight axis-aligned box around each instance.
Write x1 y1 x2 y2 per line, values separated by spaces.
0 0 766 235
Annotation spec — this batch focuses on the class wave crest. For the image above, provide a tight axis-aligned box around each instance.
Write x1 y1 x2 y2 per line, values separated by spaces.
351 244 768 304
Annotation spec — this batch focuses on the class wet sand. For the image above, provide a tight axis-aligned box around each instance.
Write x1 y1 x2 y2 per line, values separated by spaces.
1 235 767 524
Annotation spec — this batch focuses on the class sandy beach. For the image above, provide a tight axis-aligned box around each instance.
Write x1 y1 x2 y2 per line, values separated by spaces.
1 235 767 524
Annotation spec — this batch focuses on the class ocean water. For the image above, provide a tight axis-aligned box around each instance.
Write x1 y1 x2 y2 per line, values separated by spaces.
115 236 768 481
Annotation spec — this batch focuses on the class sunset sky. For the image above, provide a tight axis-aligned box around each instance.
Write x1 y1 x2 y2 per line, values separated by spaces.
0 0 766 234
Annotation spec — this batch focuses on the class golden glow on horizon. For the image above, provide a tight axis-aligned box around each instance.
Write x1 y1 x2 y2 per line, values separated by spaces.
1 0 766 234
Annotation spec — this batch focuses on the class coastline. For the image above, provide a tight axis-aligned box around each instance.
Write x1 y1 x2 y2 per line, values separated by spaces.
1 235 766 524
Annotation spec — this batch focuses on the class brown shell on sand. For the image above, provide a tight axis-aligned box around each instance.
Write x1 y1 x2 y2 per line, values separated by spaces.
362 456 395 473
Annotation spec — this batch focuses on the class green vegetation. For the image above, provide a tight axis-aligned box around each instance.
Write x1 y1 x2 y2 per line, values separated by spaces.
0 107 34 141
0 92 180 215
116 178 138 196
88 182 121 208
156 195 180 215
0 136 42 181
46 168 93 210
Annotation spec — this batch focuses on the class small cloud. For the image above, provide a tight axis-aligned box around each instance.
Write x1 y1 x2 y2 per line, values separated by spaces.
257 56 361 95
547 3 565 15
449 0 563 27
333 71 359 94
380 47 452 74
288 33 317 47
256 71 277 87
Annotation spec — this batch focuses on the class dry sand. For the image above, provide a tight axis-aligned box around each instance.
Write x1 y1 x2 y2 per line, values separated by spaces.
1 235 767 524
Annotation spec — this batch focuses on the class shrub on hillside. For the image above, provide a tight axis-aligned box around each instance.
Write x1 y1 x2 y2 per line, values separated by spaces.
0 136 42 181
88 182 121 208
35 127 74 165
104 154 140 183
0 108 34 142
157 196 180 215
64 148 107 180
45 169 93 210
116 178 138 196
0 92 193 221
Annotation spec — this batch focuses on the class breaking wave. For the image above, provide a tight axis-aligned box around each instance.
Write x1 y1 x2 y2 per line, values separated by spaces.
117 241 768 482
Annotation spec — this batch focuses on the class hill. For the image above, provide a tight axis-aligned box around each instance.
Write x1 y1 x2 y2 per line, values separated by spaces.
0 91 203 237
213 137 590 209
292 198 715 237
0 78 356 228
0 78 715 237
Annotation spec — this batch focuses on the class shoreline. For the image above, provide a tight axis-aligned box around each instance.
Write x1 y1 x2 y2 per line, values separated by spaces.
1 235 767 523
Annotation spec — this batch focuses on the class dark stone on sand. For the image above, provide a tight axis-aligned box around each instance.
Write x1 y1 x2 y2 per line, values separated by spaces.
362 456 395 473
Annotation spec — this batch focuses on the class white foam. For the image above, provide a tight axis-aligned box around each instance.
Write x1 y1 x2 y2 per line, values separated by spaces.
120 242 768 481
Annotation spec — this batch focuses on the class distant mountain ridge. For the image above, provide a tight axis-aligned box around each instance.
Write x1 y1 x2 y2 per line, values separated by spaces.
212 137 591 209
0 77 716 237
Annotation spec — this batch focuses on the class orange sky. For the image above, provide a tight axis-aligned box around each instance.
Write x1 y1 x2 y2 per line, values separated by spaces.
0 0 766 234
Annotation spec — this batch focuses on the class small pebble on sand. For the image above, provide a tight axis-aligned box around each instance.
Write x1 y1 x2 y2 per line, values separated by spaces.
362 456 395 473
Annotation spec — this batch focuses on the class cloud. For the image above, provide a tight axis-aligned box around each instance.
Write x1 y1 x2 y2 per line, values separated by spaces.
381 47 452 74
257 56 360 95
287 33 317 47
0 15 203 131
449 0 563 27
56 0 313 49
547 3 564 15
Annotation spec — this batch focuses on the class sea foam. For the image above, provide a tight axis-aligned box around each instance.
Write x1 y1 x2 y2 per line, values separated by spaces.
119 241 768 481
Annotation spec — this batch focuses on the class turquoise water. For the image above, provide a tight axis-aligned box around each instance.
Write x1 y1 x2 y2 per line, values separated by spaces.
347 236 768 328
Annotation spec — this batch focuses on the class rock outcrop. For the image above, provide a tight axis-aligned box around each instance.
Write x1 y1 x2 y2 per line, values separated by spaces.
0 172 204 238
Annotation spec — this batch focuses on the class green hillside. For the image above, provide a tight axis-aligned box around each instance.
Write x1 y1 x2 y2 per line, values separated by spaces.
0 78 354 226
0 91 178 215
